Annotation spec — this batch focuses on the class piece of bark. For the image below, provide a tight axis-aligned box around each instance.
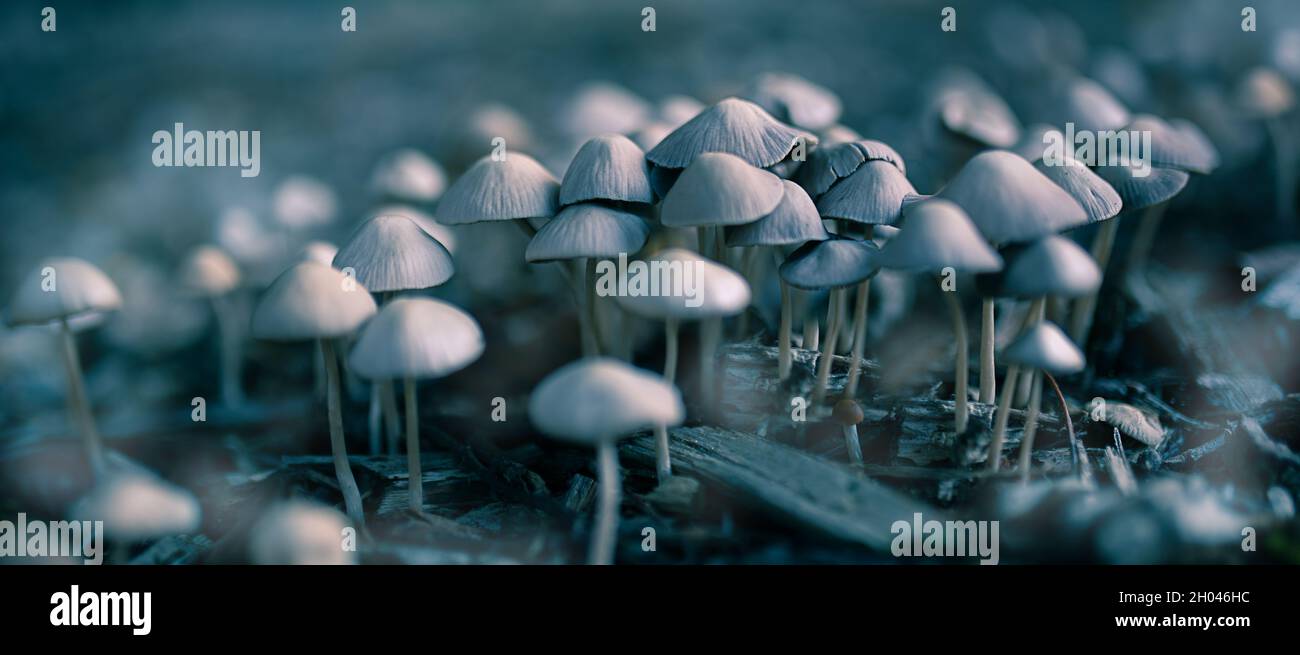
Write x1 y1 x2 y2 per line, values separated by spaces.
561 474 597 514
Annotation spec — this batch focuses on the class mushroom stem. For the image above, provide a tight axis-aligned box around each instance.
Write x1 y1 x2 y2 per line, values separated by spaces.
1268 116 1296 228
654 423 672 482
837 288 852 354
1016 371 1044 482
978 298 996 404
1070 216 1121 345
368 385 382 455
811 287 845 408
1044 372 1079 478
404 375 422 513
778 280 793 380
589 439 621 565
210 295 245 408
842 424 863 468
313 340 327 400
1125 201 1169 277
59 317 104 475
1012 297 1046 407
320 339 365 527
663 317 679 384
583 258 603 357
939 284 970 434
988 364 1021 472
698 316 723 411
844 279 871 397
381 380 401 455
803 314 820 351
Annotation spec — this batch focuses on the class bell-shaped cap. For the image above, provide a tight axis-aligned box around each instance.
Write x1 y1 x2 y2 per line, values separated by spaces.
725 180 829 247
179 245 241 296
1033 154 1123 224
273 175 338 229
529 357 684 443
348 297 483 381
615 248 751 320
1034 75 1131 133
878 199 1003 273
525 203 650 262
817 160 917 225
251 261 377 341
371 149 447 203
1236 67 1295 118
437 153 559 225
298 241 339 266
1127 114 1218 175
1014 124 1062 162
779 237 882 290
659 152 784 228
249 500 356 565
646 97 815 170
562 82 653 141
1001 321 1085 375
559 134 654 205
659 95 706 129
1094 161 1190 211
333 214 454 293
927 69 1021 148
748 72 842 131
936 150 1089 244
979 235 1101 299
370 204 457 255
6 257 122 327
795 139 906 198
1168 119 1220 175
69 471 201 542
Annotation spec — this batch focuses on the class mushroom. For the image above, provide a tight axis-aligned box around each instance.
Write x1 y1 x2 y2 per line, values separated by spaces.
988 321 1084 474
178 245 246 408
779 237 882 408
349 298 484 514
437 152 560 238
832 398 865 467
562 82 653 142
725 180 829 380
559 134 655 207
370 148 447 205
249 500 356 565
659 151 785 261
931 150 1088 404
878 199 1003 433
369 204 458 256
6 257 122 473
526 202 650 357
921 69 1021 181
747 72 843 131
251 261 377 525
69 470 201 561
1084 398 1166 448
297 240 339 266
333 213 455 455
794 138 907 199
529 358 684 563
272 175 338 230
1236 67 1296 227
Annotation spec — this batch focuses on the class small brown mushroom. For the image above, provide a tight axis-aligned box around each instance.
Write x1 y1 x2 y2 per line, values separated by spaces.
832 398 865 467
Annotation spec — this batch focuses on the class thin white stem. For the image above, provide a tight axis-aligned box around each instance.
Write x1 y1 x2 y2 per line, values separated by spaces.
367 384 382 456
778 281 793 381
988 365 1021 472
663 317 679 384
404 375 422 513
1012 297 1046 408
812 288 844 408
583 258 603 357
698 317 722 411
1017 372 1044 482
60 318 104 475
978 298 996 404
589 440 621 565
381 379 400 456
842 425 863 467
940 285 969 434
654 424 671 483
1070 216 1121 345
321 339 365 527
845 279 870 397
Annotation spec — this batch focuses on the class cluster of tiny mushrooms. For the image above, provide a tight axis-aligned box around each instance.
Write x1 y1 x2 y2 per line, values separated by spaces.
6 66 1237 564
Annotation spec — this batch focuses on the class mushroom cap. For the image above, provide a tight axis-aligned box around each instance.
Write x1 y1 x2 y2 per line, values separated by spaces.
297 240 339 266
725 180 829 247
936 150 1089 244
1032 154 1123 224
273 175 338 229
69 471 201 542
1093 161 1190 211
832 398 864 425
1035 75 1131 133
370 148 447 203
370 204 457 255
658 95 706 129
817 160 917 225
1128 114 1218 175
529 357 684 443
249 500 356 565
659 152 785 228
1167 119 1220 175
878 199 1004 273
779 237 882 290
6 257 123 327
436 153 559 225
748 72 843 131
795 139 906 198
559 134 654 205
332 214 454 293
1001 321 1085 374
562 82 653 140
645 97 815 170
615 248 751 320
525 203 650 262
1236 67 1295 118
979 235 1101 299
928 70 1022 148
1014 124 1064 162
251 261 377 341
348 297 483 381
178 245 241 296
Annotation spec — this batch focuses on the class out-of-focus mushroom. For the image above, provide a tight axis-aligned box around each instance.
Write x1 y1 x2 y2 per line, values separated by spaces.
349 298 483 513
178 245 245 408
562 82 653 142
832 398 865 467
249 500 355 565
1237 67 1296 227
747 72 843 131
987 321 1084 474
660 151 785 261
6 257 122 473
70 470 201 558
530 358 684 561
251 262 377 525
370 149 447 205
272 175 338 230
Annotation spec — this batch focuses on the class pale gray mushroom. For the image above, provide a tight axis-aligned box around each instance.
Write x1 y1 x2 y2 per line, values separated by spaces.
924 69 1022 150
878 199 1003 434
562 82 653 142
1031 74 1131 134
370 149 447 204
437 152 560 237
933 150 1087 405
178 245 246 408
297 240 339 266
1031 151 1123 224
251 261 377 525
349 298 484 513
988 321 1083 475
529 358 684 563
747 72 843 131
832 398 865 467
370 204 458 255
659 151 785 263
795 139 906 198
559 134 654 206
6 257 122 473
70 470 201 552
272 175 338 230
249 500 356 565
